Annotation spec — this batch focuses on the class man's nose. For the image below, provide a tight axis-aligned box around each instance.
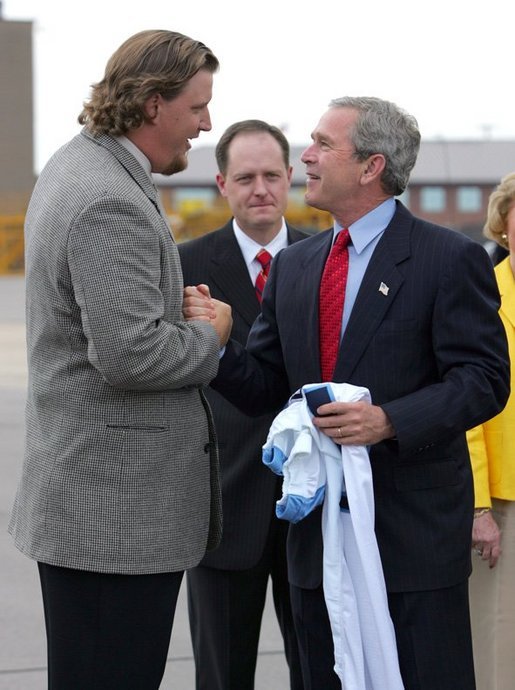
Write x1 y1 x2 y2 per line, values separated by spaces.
301 144 314 163
253 177 268 195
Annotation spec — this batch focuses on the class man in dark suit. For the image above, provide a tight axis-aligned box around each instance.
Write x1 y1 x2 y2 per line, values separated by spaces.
184 98 510 690
179 120 307 690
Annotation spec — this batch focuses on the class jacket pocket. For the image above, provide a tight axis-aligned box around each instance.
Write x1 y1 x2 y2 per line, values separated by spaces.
106 424 167 432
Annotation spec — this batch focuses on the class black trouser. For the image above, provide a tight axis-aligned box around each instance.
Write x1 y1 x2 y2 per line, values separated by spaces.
290 580 476 690
187 517 304 690
38 562 183 690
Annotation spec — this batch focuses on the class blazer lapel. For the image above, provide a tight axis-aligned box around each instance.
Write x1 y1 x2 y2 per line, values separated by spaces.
295 229 334 382
81 129 162 215
209 223 311 328
208 225 259 327
497 258 515 328
334 204 412 382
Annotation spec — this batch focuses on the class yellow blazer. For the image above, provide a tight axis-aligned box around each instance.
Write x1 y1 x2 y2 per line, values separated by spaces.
467 257 515 506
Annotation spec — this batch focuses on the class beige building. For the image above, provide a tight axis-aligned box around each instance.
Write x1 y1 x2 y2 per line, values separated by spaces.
0 17 35 213
155 140 515 245
1 16 513 269
0 16 34 273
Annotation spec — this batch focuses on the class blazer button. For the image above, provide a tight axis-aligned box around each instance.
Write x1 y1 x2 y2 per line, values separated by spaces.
204 443 210 453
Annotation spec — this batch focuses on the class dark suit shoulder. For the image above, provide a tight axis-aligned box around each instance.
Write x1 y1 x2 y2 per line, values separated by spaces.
286 225 311 244
177 221 233 260
277 226 332 260
397 203 480 249
179 222 310 261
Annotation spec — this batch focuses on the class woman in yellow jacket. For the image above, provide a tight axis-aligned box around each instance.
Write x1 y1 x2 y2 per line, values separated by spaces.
467 172 515 690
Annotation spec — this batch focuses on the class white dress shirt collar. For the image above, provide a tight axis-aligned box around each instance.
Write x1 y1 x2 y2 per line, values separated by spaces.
115 135 153 180
232 219 288 276
334 197 396 254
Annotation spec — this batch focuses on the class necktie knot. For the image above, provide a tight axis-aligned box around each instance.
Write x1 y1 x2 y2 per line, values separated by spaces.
256 248 272 271
255 249 272 303
334 228 350 251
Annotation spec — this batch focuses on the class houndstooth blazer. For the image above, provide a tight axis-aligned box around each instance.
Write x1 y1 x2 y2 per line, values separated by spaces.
8 129 222 574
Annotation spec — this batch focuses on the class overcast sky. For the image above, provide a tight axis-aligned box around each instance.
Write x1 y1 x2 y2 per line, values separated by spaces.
5 0 515 173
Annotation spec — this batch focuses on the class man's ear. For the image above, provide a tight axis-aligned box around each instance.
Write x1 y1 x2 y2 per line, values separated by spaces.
143 93 160 120
360 154 386 185
215 173 228 197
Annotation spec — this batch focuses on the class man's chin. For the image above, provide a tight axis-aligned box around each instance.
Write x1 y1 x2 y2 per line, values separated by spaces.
247 214 279 230
304 193 316 209
161 154 188 177
304 192 324 211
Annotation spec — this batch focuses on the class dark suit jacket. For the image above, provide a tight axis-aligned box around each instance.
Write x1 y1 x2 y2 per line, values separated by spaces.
178 221 308 569
212 202 510 591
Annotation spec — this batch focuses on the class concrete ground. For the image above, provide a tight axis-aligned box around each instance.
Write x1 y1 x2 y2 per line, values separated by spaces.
0 275 291 689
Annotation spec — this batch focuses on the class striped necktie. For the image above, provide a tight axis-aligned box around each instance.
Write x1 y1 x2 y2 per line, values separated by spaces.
255 249 272 303
319 229 350 381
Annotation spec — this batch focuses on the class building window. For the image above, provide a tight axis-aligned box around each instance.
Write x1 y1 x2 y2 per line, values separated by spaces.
420 186 446 212
457 186 482 213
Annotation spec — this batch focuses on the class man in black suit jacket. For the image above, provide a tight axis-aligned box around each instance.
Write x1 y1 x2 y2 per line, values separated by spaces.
184 98 510 690
179 120 307 690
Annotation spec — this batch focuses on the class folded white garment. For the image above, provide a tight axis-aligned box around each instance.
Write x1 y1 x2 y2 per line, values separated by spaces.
263 382 404 690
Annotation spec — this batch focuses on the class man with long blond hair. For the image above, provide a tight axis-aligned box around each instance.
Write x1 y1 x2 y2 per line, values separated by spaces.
9 29 231 690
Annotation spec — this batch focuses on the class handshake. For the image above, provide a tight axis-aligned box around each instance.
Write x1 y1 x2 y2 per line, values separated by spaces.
183 284 233 347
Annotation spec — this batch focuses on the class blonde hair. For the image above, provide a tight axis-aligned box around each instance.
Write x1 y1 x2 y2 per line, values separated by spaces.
78 30 218 136
484 172 515 250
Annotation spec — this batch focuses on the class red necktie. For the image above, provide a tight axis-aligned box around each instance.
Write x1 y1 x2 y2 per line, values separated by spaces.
319 229 350 381
255 249 272 303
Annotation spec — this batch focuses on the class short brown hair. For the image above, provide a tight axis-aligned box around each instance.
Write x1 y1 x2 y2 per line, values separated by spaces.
78 30 219 136
215 120 290 175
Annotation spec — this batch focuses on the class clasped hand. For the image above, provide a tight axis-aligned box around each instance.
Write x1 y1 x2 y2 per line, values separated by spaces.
183 284 232 347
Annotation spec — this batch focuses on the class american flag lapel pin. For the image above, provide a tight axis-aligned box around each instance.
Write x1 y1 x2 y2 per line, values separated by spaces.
379 282 389 296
